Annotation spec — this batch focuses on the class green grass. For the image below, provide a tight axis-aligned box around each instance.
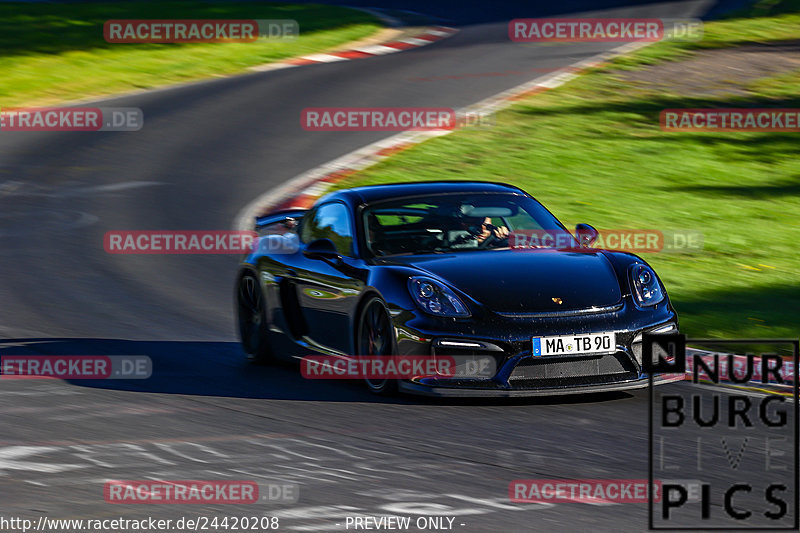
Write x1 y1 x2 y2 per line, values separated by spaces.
334 2 800 339
608 0 800 68
0 2 380 106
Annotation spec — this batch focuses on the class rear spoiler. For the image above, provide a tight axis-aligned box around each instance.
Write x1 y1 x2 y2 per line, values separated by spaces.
254 209 307 231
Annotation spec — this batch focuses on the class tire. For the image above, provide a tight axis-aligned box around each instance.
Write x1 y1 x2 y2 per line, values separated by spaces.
356 297 397 395
237 272 273 363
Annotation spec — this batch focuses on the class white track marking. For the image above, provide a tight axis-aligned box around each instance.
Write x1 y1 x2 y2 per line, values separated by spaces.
353 44 402 55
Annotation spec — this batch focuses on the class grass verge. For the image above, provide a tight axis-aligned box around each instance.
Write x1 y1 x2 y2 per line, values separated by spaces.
334 1 800 339
0 2 380 107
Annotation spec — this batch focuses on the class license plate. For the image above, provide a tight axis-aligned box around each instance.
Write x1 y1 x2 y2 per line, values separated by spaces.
532 332 616 356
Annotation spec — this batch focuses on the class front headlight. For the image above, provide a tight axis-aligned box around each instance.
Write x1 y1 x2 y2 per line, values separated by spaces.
408 276 470 317
629 264 665 307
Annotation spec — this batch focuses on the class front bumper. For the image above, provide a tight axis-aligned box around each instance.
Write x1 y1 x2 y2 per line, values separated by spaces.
391 299 679 397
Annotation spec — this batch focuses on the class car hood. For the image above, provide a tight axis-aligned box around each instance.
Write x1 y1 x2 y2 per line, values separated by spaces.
384 249 622 313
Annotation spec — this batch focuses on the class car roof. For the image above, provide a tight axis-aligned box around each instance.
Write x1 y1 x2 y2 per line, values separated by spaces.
318 181 528 205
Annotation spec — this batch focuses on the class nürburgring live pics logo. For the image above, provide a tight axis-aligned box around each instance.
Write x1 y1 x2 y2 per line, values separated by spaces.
645 333 799 530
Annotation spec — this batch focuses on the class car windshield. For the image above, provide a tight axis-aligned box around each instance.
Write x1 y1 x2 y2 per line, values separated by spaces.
362 192 574 256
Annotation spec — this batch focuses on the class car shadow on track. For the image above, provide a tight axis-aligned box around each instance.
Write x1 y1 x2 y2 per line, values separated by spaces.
0 337 635 406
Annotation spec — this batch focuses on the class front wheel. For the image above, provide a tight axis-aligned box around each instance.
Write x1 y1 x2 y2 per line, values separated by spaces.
237 272 272 363
356 297 397 395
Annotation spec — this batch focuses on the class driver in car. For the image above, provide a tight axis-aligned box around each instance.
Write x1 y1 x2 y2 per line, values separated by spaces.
450 216 509 248
475 216 509 244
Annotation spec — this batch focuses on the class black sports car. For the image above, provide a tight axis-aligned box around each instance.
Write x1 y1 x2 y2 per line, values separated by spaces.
236 181 681 396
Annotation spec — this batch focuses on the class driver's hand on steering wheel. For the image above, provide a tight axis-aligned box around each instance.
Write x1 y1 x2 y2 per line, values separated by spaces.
475 217 509 242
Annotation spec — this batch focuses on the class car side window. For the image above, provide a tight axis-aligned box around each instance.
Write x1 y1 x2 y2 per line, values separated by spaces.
300 202 354 256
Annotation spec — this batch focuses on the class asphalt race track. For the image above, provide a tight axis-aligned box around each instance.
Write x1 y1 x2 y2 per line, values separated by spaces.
1 0 789 531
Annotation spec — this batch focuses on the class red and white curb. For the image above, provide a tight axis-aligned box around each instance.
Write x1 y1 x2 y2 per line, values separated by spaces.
249 26 458 73
234 41 651 229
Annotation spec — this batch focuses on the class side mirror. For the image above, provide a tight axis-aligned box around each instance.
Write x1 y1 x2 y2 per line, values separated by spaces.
281 216 298 230
303 238 341 260
575 223 599 247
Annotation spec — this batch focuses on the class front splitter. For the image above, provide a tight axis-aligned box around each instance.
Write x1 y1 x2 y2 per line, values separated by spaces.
398 373 685 397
